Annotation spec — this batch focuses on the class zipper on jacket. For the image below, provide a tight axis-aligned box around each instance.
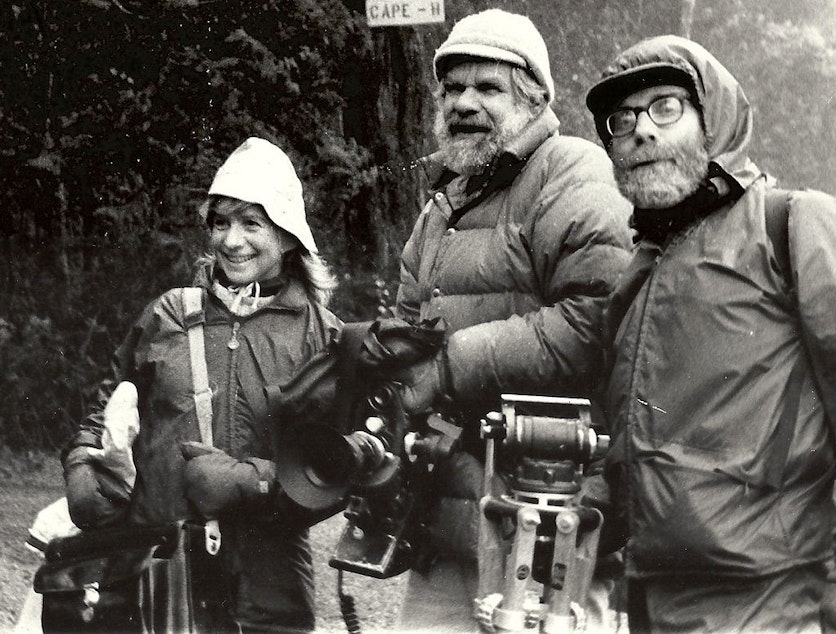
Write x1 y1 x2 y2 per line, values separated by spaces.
623 247 662 576
218 320 242 453
227 322 241 350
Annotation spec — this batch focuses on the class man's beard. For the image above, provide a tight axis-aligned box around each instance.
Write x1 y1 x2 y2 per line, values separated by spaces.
612 134 709 209
433 105 536 176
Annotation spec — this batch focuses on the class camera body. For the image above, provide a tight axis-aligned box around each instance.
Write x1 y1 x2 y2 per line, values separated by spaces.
328 390 461 579
275 382 460 579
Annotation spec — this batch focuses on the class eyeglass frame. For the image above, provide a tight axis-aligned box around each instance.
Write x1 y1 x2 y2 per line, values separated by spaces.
605 94 691 138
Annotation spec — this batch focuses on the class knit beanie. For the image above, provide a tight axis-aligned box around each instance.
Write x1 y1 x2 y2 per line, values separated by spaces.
201 137 318 253
434 9 555 104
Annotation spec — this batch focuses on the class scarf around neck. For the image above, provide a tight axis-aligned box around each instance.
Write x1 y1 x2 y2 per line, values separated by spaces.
629 162 743 245
212 270 288 316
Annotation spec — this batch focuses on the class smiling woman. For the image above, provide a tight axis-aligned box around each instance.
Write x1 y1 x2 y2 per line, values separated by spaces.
59 137 343 633
197 137 337 311
207 198 292 288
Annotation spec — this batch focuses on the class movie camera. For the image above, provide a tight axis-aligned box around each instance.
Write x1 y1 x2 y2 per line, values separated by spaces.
275 382 460 578
275 390 609 633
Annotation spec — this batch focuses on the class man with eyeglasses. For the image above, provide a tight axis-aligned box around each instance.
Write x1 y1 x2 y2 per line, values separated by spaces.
585 35 836 632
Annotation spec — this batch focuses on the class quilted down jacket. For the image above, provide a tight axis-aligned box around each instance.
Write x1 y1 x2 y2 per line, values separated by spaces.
396 106 632 561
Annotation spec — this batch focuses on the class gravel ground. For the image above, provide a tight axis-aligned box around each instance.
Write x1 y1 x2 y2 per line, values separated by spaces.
0 449 405 634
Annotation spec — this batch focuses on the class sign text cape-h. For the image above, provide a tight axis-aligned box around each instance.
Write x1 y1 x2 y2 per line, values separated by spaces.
366 0 445 27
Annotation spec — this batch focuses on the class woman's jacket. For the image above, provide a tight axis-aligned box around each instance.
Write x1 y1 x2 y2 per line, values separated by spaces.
64 267 341 629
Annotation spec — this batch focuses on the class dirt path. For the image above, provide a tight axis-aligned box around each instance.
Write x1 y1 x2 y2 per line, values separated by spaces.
0 451 405 633
0 451 64 633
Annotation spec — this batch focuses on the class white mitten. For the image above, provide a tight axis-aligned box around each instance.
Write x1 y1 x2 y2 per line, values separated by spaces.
87 381 140 494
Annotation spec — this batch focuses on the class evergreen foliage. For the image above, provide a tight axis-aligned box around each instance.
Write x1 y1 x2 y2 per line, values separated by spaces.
1 0 834 448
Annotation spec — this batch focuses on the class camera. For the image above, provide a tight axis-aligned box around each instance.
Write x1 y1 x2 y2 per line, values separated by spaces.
276 388 610 632
275 382 459 579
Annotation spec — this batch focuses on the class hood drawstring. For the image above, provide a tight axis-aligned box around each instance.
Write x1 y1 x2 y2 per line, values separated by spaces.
229 281 262 314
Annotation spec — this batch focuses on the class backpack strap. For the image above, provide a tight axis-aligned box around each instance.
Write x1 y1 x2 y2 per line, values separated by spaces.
764 187 793 293
761 187 836 466
182 287 213 446
760 188 804 487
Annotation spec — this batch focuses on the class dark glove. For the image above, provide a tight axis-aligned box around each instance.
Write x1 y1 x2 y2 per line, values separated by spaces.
64 446 130 529
392 350 451 416
181 442 277 520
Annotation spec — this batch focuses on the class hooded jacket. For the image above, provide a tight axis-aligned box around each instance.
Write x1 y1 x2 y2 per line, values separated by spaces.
66 266 341 630
598 36 836 579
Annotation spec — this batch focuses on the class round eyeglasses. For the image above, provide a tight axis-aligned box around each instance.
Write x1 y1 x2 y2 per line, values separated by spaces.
605 95 689 138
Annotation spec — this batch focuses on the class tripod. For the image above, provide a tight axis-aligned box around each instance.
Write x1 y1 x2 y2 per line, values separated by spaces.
473 396 607 634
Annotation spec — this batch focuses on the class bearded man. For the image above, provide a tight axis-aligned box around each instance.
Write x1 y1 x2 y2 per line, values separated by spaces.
393 9 632 632
586 35 836 633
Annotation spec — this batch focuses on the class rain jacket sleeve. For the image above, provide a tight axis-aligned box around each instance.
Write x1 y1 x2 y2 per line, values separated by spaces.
790 189 836 425
63 298 160 528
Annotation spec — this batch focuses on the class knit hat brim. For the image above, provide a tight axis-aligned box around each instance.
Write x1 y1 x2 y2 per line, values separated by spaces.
432 9 555 103
434 44 527 77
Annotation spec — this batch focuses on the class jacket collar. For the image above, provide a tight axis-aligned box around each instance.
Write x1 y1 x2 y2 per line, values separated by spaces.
630 162 744 246
194 263 308 313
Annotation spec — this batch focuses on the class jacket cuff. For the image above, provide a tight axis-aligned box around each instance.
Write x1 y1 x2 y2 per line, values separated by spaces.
435 346 454 401
63 446 95 471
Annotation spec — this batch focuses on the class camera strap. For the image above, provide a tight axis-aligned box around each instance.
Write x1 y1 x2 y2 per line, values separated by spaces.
181 287 221 556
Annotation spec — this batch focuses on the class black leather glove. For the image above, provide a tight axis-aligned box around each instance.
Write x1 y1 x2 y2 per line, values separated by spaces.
181 442 277 520
392 350 451 416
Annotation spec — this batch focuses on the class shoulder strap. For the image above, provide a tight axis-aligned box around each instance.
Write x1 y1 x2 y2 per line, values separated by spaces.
181 287 223 555
182 287 213 446
760 189 808 486
763 187 793 290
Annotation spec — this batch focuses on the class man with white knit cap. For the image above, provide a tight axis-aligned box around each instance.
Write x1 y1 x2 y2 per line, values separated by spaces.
392 8 633 632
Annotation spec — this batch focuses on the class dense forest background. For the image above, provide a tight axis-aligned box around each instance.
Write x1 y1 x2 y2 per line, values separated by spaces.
1 0 834 449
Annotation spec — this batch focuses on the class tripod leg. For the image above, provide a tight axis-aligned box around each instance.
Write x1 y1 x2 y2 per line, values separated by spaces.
477 496 507 601
502 506 540 612
474 504 541 633
544 510 581 633
543 508 603 634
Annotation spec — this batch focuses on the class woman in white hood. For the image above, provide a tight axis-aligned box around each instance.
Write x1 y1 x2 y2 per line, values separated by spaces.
62 137 342 633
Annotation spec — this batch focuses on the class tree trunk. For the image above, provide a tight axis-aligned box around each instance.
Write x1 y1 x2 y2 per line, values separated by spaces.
681 0 697 37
